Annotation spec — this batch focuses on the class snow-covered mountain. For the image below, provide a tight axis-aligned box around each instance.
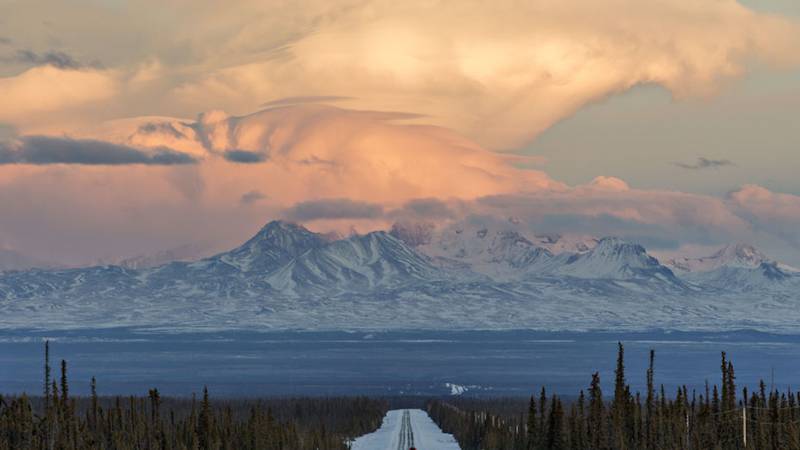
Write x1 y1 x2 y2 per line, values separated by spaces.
665 244 769 273
217 221 328 272
413 224 680 289
681 262 791 291
0 220 798 332
416 223 553 279
533 233 599 255
550 238 676 279
665 243 797 291
266 231 444 293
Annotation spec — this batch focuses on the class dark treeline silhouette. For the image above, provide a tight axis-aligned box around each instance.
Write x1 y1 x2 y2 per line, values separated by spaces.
428 343 800 450
0 342 387 450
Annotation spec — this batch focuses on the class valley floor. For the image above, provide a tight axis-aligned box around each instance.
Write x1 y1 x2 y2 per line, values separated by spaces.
351 409 460 450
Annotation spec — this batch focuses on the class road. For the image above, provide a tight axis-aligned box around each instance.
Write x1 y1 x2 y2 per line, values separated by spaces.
396 410 414 450
351 409 461 450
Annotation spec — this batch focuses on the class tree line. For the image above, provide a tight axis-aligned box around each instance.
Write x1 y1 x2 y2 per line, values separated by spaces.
428 343 800 450
0 341 387 450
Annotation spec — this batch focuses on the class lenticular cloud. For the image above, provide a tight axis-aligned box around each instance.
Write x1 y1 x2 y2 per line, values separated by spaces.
174 0 800 149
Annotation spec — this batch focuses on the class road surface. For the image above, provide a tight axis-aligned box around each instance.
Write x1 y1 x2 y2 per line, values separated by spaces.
351 409 461 450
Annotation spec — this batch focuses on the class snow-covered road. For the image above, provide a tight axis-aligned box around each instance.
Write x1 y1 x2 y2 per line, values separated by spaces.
351 409 461 450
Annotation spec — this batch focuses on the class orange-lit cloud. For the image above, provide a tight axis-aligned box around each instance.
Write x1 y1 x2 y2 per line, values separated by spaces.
2 0 799 148
1 103 799 265
168 0 800 149
1 1 800 265
728 185 800 244
85 104 563 206
0 104 560 263
0 66 118 129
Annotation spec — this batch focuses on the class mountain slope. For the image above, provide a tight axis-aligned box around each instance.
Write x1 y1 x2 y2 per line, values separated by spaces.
547 237 683 287
665 244 768 273
682 262 793 291
667 243 796 291
417 223 553 278
0 221 798 332
267 231 444 293
217 221 328 272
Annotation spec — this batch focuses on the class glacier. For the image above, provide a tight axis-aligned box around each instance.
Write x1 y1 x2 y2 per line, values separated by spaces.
0 220 798 332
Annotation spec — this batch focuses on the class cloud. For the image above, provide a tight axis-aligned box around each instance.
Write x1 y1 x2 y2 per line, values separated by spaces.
0 123 16 140
674 157 735 170
587 176 630 192
285 198 385 221
2 0 796 149
0 65 118 126
0 37 11 45
136 122 187 140
728 184 800 243
13 49 100 70
169 0 800 149
1 102 800 265
240 190 266 205
223 150 268 163
389 198 456 221
0 2 795 264
153 104 560 203
0 135 197 165
166 166 206 200
476 183 750 238
261 96 353 108
530 213 681 250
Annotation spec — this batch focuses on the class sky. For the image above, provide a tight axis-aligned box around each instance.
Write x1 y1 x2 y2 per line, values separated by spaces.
0 0 799 266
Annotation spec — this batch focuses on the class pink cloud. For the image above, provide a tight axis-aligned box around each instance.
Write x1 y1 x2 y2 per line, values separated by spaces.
0 66 118 131
2 104 799 264
728 184 800 241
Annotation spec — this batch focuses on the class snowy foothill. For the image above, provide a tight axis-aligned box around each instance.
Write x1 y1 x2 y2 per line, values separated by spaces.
351 409 461 450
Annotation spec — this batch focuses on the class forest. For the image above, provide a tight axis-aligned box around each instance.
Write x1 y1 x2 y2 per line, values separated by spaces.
0 342 387 450
428 344 800 449
4 342 800 449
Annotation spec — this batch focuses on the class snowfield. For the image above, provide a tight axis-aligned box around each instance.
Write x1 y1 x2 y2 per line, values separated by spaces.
351 409 460 450
0 220 799 332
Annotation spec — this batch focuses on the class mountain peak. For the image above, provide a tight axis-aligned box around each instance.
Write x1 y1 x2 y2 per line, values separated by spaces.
666 242 771 273
553 236 678 282
415 222 553 276
595 236 630 246
592 237 647 255
245 220 324 249
256 220 307 235
713 243 767 266
221 220 326 271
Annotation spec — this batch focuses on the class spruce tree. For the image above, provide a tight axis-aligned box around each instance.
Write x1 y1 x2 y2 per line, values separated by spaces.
90 377 98 433
589 372 606 450
612 342 628 450
44 341 51 411
545 396 565 450
538 387 548 449
575 391 588 450
198 386 213 450
645 349 655 450
527 395 537 450
43 340 53 450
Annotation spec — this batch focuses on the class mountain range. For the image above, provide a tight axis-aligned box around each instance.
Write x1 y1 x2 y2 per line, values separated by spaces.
0 220 798 332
